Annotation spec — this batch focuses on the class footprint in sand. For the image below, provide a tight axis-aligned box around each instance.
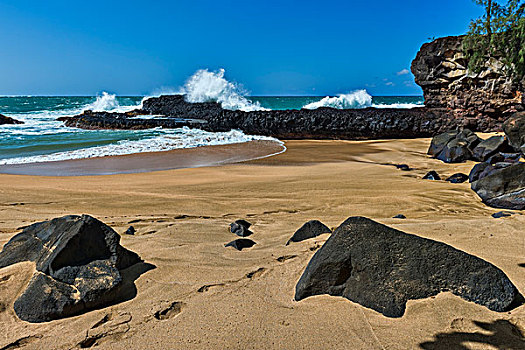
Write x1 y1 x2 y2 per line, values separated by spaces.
276 255 298 263
154 302 184 321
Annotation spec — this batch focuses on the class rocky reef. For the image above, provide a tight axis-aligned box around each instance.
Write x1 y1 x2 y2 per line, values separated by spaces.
411 36 524 130
63 96 472 140
0 113 23 125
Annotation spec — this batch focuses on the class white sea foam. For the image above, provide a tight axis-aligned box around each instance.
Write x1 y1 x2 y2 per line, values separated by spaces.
0 128 281 165
372 102 424 109
303 90 373 109
182 69 266 112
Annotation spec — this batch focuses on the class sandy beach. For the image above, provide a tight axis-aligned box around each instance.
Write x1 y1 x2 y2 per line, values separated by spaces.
0 138 524 349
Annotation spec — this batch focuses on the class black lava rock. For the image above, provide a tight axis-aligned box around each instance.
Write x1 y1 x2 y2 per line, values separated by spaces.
486 152 522 165
446 173 469 183
295 217 521 317
423 171 441 180
286 220 332 245
492 211 513 218
230 220 252 237
471 162 525 210
0 215 143 322
395 164 411 171
0 113 24 125
224 238 256 251
428 129 480 163
472 136 510 162
61 95 491 140
124 226 136 235
503 112 525 153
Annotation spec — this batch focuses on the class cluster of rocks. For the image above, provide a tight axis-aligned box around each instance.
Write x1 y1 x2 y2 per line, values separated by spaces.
225 220 256 251
0 113 23 125
427 112 525 210
411 35 524 130
0 215 146 322
295 216 522 317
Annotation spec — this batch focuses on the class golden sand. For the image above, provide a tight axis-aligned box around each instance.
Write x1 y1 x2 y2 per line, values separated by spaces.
0 138 523 349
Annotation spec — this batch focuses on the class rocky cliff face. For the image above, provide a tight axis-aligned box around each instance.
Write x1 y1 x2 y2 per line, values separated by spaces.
411 36 524 127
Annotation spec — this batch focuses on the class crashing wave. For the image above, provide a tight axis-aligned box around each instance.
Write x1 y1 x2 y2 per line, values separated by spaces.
303 90 373 109
182 69 266 112
84 92 121 112
0 127 282 165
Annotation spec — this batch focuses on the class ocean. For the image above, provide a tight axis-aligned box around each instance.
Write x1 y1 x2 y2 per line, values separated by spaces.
0 69 423 166
0 94 423 166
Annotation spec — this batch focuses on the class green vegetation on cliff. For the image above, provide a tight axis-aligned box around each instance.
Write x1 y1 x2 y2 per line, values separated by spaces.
464 0 525 79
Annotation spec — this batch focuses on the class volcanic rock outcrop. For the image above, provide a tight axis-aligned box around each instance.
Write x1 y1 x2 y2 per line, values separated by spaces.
0 215 145 322
0 113 23 125
295 217 521 317
411 36 524 130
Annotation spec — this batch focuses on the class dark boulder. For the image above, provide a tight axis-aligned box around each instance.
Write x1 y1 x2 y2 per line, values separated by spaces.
428 129 480 163
286 220 332 245
0 215 143 322
472 136 510 162
486 152 522 165
446 173 469 183
502 112 525 153
124 226 136 235
469 162 493 183
229 220 252 237
295 217 521 317
224 238 256 251
0 113 24 125
471 162 525 210
423 171 441 180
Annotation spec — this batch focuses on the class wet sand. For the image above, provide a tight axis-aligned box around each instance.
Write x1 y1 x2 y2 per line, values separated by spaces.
0 138 524 349
0 140 285 176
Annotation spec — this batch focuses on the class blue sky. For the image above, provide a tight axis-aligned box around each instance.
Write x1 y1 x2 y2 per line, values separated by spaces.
0 1 483 96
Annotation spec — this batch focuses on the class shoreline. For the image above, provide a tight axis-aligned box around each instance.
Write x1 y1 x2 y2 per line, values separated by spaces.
0 140 285 176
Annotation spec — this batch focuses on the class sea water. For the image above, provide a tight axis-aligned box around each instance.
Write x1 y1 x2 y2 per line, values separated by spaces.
0 69 423 165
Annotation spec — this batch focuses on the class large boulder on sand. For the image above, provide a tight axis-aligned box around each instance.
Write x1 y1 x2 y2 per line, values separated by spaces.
503 112 525 154
471 162 525 210
428 129 480 163
0 215 142 322
286 220 332 245
295 217 521 317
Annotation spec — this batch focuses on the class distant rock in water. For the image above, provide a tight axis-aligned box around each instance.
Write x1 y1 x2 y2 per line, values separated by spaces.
286 220 332 245
0 113 23 125
295 217 521 317
0 215 145 322
412 36 524 129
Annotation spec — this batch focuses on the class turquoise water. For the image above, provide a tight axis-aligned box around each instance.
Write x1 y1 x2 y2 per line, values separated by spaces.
0 94 423 165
